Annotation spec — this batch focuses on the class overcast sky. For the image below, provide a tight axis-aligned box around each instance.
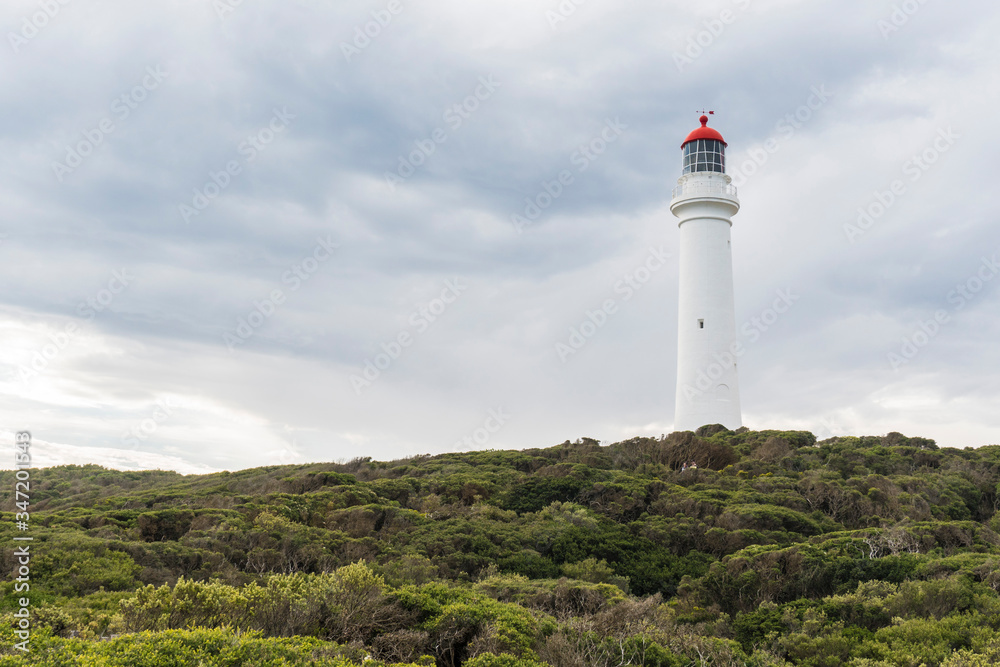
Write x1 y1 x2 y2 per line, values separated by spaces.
1 0 997 474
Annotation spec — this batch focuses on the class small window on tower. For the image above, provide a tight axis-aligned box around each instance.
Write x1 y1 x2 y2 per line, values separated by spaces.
698 319 704 329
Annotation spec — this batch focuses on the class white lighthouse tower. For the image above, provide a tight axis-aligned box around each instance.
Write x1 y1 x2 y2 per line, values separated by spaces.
671 114 742 431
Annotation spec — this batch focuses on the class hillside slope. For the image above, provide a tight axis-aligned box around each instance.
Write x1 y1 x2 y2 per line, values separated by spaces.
3 428 1000 666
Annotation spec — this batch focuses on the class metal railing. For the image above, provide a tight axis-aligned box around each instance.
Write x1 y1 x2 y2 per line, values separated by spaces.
671 181 738 199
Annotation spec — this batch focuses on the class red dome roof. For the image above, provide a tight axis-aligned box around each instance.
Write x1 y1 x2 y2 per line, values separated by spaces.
681 115 727 148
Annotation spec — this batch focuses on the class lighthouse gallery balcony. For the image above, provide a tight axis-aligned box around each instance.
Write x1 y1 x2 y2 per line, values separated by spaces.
671 178 738 201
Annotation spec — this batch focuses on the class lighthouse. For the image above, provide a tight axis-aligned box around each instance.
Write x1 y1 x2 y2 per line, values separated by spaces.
671 115 742 431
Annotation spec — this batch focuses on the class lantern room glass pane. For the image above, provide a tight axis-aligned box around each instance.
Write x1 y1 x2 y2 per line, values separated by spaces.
682 139 726 175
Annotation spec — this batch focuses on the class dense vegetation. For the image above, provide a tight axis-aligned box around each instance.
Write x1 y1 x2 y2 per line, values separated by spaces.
3 428 1000 666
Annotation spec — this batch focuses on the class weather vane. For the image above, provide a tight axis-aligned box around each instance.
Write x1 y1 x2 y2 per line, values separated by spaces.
697 109 715 115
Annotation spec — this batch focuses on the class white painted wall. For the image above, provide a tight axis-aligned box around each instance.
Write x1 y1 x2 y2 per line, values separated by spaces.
671 171 742 431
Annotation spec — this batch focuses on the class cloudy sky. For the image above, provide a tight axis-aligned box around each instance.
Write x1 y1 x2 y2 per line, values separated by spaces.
1 0 997 474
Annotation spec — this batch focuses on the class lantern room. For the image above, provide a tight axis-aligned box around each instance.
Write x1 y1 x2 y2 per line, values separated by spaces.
681 115 727 175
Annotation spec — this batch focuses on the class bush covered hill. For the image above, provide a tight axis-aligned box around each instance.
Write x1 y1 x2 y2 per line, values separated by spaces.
3 428 1000 666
